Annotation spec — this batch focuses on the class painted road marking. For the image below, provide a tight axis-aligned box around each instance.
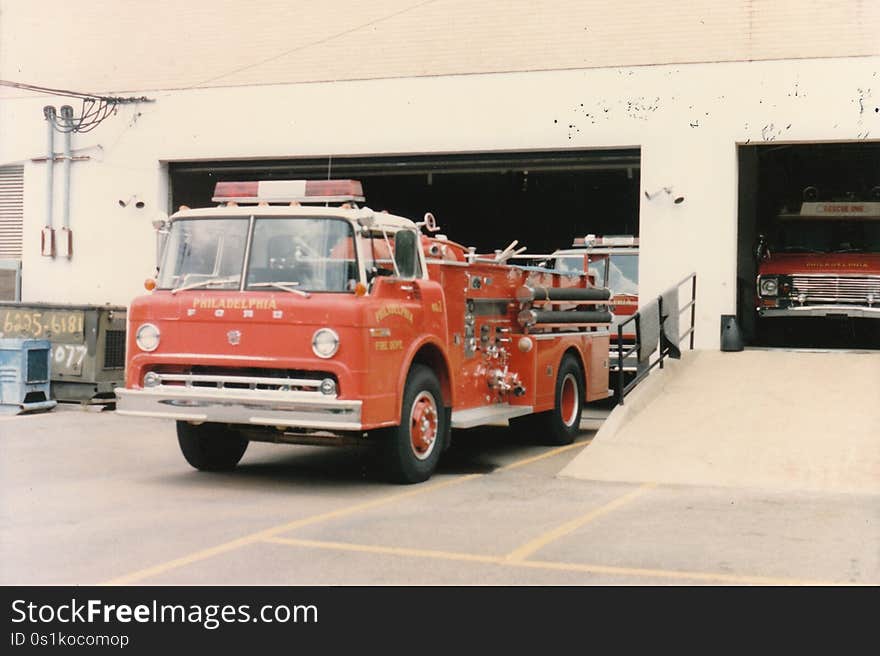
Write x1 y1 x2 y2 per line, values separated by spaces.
266 536 500 565
262 535 853 586
104 437 592 585
496 438 590 472
504 482 656 562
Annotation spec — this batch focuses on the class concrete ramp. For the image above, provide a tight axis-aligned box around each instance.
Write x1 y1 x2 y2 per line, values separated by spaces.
561 349 880 495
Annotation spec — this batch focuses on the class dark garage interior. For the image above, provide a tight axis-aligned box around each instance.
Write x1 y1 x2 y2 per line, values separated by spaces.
737 141 880 349
169 149 640 257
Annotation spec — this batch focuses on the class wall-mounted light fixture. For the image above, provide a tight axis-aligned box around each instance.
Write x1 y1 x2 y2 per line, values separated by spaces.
644 186 685 204
118 195 145 209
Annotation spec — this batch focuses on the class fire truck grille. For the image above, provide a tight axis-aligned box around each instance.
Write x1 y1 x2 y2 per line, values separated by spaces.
789 275 880 305
148 366 337 393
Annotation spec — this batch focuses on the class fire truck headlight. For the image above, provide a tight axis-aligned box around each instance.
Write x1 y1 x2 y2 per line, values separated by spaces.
759 277 779 297
312 328 340 359
143 372 161 387
320 378 337 395
136 323 161 352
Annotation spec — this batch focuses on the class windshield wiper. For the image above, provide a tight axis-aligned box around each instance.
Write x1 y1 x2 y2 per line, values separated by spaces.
171 275 241 294
248 281 311 298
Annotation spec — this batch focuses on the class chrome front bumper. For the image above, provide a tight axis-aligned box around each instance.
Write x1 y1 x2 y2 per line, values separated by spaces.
115 383 363 431
759 305 880 319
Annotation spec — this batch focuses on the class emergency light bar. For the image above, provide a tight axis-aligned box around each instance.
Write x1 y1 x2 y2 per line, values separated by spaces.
212 180 365 204
571 234 639 247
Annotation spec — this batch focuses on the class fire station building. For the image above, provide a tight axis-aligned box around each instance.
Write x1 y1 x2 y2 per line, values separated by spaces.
1 1 878 349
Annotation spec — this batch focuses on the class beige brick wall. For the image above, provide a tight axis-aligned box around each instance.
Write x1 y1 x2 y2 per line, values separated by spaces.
1 1 878 94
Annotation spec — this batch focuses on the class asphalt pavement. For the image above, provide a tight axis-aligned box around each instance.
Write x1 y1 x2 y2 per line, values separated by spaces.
1 403 876 585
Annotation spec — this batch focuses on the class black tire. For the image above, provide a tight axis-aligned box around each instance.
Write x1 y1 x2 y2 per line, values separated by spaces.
176 421 249 471
383 364 445 484
531 354 585 446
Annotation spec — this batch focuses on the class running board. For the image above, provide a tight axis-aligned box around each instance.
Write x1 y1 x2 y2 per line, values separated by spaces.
451 404 533 429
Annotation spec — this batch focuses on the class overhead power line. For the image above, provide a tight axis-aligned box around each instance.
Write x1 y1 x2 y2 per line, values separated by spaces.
0 80 153 133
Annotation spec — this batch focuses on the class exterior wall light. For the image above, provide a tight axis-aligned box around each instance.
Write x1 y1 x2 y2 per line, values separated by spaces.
644 187 685 204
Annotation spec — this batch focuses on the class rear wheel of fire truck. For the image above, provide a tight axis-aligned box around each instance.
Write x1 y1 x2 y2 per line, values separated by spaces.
534 354 584 446
383 364 445 484
176 421 249 471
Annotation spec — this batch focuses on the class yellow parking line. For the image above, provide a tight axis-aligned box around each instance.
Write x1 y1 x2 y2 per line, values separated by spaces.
103 437 592 585
262 535 851 586
104 473 480 585
265 536 500 565
504 483 656 562
496 438 591 472
512 558 851 586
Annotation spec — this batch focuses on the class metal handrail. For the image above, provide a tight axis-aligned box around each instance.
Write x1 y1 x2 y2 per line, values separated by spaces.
615 272 697 404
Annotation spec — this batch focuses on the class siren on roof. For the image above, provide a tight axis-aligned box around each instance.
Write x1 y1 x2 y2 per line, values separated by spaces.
212 180 365 205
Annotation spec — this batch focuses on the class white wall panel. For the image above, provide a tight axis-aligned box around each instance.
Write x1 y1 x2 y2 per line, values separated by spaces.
1 54 878 348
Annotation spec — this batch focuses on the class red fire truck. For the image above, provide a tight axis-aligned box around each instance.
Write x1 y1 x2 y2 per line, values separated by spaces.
756 190 880 330
549 235 640 372
116 180 613 483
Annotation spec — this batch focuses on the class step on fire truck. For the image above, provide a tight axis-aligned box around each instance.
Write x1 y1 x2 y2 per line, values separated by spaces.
116 180 614 483
756 188 880 329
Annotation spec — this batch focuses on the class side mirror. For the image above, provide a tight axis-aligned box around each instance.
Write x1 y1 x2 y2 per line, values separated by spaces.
755 234 769 261
394 230 418 278
152 214 170 268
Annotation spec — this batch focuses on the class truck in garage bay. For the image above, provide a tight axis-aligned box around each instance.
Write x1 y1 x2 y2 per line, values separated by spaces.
756 190 880 328
548 234 640 374
116 180 614 483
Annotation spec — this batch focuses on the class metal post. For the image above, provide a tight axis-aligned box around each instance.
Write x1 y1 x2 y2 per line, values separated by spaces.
616 323 625 404
41 106 56 257
43 106 55 229
657 294 665 370
58 106 74 258
690 274 697 350
60 106 72 230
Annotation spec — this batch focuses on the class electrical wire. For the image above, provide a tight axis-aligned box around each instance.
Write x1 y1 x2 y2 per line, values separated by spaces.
189 0 441 89
2 0 441 102
0 79 152 133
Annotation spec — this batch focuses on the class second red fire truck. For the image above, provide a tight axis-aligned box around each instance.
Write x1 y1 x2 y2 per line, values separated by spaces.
756 188 880 337
116 180 614 483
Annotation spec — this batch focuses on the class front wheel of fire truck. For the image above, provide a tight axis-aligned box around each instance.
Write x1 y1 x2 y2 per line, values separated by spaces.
176 421 249 472
382 364 446 484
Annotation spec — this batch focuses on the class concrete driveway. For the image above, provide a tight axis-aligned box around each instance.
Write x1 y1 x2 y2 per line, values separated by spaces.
561 349 880 494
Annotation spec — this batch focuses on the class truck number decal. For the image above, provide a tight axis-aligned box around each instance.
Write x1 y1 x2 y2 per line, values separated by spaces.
52 344 87 374
0 309 85 340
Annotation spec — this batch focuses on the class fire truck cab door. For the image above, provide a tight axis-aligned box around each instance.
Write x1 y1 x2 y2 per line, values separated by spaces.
367 227 447 385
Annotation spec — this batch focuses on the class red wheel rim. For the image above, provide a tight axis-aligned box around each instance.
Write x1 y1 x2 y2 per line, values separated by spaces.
560 373 578 427
409 391 439 460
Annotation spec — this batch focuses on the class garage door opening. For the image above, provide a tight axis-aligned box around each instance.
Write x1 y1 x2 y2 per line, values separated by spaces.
169 150 640 258
736 142 880 350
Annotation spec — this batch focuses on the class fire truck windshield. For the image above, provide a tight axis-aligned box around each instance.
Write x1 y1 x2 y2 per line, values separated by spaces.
158 216 358 293
775 219 880 254
159 218 248 291
246 217 357 292
608 254 638 295
554 253 638 295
